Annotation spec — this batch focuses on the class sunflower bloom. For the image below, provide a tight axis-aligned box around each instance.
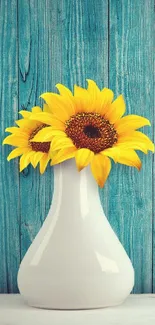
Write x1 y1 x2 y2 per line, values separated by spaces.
30 80 154 187
3 105 53 173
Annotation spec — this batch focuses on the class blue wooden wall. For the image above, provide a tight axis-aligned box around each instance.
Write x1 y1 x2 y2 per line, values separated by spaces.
0 0 154 293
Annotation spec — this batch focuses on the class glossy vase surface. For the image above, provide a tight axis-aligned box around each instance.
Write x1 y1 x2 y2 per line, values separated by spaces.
18 160 134 309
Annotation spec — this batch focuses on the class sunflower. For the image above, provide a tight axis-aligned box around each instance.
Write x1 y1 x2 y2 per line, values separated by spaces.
3 105 53 173
30 80 154 187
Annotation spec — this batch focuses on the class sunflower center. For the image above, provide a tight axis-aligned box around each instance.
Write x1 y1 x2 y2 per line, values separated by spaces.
65 113 118 154
29 124 50 153
84 125 101 138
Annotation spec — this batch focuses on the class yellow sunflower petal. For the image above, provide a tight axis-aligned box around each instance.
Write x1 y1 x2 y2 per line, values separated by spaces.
3 135 28 147
32 106 42 113
20 151 34 172
75 148 94 171
48 117 65 131
5 127 29 137
86 79 102 112
115 149 142 170
7 147 28 161
30 112 53 125
116 142 148 154
48 130 67 137
49 143 56 159
105 95 126 123
30 113 65 130
51 137 74 151
56 83 76 115
40 93 74 121
51 147 77 165
56 83 73 98
19 111 31 118
90 154 111 188
31 129 66 142
40 92 58 109
74 85 91 113
30 152 45 168
39 154 50 174
15 119 40 130
30 156 37 168
117 131 154 153
99 88 114 115
30 126 53 142
43 103 52 113
134 132 154 152
101 147 120 162
87 79 100 94
87 79 100 98
115 115 151 134
5 127 20 134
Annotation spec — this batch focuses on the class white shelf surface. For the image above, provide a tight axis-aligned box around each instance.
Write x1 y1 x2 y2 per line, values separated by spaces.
0 294 155 325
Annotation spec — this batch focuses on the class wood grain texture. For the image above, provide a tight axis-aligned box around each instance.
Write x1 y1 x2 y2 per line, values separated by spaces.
107 0 154 293
0 0 154 293
0 0 20 292
18 0 55 258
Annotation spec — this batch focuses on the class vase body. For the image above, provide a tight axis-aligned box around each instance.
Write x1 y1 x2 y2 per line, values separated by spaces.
18 160 134 309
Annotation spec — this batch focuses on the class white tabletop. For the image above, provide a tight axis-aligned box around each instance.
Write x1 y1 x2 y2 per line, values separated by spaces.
0 294 154 325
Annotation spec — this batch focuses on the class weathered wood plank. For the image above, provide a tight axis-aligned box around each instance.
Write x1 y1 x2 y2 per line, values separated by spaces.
61 0 109 89
0 0 20 292
18 0 55 259
106 0 154 293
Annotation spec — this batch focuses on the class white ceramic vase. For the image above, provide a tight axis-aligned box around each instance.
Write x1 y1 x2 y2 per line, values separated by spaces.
18 159 134 309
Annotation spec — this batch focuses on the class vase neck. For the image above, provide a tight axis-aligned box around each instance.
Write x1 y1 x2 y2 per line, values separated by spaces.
50 159 103 219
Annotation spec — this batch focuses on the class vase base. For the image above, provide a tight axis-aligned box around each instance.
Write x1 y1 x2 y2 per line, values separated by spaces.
26 299 126 310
